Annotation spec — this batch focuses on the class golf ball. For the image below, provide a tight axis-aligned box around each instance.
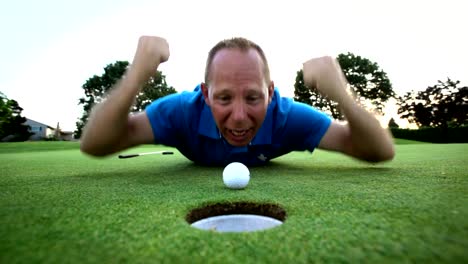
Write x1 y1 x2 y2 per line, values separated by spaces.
223 162 250 189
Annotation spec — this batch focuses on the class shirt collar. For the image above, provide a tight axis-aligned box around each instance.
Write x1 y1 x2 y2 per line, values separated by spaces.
198 103 221 139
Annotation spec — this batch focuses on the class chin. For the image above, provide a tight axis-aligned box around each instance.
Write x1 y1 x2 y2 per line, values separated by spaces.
226 140 250 147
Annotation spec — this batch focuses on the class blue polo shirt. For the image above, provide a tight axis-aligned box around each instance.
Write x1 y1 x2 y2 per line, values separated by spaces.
145 84 331 166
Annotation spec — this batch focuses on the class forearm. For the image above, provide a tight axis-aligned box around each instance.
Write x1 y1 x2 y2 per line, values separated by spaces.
303 56 394 162
79 36 169 157
339 95 395 162
80 68 150 156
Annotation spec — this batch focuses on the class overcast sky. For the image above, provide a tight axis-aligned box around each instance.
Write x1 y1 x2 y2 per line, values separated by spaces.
1 0 466 131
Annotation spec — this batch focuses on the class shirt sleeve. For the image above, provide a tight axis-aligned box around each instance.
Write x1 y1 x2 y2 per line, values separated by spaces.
145 93 183 146
283 101 332 152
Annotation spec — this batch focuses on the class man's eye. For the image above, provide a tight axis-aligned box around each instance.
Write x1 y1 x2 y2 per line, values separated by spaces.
247 96 259 102
217 96 231 102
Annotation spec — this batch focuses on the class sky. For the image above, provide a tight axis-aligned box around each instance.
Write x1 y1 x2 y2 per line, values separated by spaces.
1 0 467 131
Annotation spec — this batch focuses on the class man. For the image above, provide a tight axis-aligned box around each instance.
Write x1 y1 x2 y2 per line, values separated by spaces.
80 36 395 166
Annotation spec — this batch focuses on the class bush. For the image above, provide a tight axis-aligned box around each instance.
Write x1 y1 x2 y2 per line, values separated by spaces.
390 126 468 143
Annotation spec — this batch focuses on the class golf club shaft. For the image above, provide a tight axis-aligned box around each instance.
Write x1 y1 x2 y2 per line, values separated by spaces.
118 151 174 159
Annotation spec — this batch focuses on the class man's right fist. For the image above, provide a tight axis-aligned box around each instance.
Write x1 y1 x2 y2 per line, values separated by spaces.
303 56 349 103
131 36 170 78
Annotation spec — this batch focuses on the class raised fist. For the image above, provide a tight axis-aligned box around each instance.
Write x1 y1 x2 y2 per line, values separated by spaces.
302 56 349 103
131 36 170 78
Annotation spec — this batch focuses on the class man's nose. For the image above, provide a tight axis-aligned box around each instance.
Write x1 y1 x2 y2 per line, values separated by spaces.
231 100 248 122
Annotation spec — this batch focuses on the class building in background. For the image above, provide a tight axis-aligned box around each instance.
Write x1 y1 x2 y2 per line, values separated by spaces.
25 119 74 141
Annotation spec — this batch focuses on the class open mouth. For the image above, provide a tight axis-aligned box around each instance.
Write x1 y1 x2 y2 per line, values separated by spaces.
230 129 248 137
226 129 252 144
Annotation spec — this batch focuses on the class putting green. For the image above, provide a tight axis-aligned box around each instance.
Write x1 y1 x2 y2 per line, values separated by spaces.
0 141 467 263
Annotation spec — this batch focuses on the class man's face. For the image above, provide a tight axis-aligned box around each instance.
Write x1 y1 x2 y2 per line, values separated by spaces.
202 48 274 147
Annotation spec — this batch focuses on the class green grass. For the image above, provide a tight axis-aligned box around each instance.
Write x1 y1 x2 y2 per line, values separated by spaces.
393 138 425 144
0 141 81 153
1 141 467 263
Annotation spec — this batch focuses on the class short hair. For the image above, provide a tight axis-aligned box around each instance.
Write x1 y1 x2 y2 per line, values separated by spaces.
204 37 271 85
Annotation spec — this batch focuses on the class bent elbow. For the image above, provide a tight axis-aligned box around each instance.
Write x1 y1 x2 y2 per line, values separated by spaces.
379 147 395 162
80 141 95 156
80 141 108 157
366 146 395 163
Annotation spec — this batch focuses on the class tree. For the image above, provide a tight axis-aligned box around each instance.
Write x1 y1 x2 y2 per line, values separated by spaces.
397 78 468 129
74 61 177 139
388 118 399 129
132 71 177 112
294 53 394 119
0 92 33 141
293 70 341 118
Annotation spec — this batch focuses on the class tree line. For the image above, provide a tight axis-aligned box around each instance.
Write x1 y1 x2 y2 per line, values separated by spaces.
0 92 32 141
1 54 466 142
74 61 176 139
294 53 467 130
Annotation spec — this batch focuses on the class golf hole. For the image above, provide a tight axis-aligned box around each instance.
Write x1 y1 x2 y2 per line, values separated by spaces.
186 202 286 233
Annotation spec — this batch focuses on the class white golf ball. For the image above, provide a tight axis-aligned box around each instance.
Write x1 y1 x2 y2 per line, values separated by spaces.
223 162 250 189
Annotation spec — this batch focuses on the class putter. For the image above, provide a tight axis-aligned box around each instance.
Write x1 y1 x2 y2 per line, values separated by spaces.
118 151 174 159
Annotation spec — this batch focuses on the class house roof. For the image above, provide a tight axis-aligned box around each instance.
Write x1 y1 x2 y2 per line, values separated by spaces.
25 118 55 129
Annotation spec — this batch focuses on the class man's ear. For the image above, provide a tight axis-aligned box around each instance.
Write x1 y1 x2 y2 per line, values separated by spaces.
268 81 275 104
201 82 210 105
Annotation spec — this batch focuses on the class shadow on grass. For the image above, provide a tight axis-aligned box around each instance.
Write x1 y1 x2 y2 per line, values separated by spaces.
253 160 396 177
